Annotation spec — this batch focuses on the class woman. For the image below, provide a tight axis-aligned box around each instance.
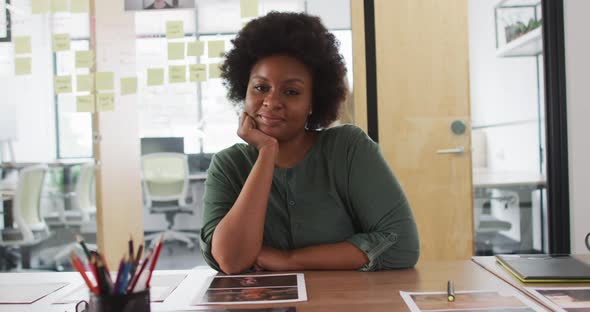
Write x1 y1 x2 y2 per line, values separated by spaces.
199 12 419 274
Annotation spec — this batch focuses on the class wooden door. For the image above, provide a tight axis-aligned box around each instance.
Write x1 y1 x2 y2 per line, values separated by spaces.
353 0 473 261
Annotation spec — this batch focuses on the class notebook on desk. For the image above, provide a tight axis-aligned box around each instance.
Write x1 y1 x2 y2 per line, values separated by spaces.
496 254 590 282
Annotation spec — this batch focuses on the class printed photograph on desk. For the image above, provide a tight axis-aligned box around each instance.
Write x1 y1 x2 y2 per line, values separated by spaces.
526 287 590 312
193 273 307 305
400 290 544 312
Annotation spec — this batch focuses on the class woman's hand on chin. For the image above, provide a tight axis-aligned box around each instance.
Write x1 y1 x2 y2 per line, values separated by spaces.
238 112 279 152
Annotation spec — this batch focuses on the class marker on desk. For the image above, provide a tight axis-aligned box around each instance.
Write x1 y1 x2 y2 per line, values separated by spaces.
447 280 455 302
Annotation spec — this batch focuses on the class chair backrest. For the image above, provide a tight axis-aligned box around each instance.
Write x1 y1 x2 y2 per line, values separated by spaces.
141 153 189 207
75 162 96 221
12 165 49 242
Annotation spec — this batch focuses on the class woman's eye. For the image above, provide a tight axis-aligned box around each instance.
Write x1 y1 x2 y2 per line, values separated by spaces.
254 85 269 92
284 89 300 96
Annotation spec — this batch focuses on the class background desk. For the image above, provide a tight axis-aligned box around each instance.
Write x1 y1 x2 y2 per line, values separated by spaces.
473 169 547 253
0 260 551 311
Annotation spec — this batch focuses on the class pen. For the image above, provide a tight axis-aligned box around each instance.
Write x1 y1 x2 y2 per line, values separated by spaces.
118 262 132 294
89 254 101 295
127 249 153 293
76 234 92 261
96 255 112 295
128 235 134 260
129 244 143 283
112 256 126 295
447 280 455 302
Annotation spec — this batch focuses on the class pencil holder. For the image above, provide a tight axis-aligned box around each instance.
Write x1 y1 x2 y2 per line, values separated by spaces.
76 289 150 312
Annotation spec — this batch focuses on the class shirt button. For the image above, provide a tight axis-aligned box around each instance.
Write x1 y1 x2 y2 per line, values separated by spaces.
289 201 295 206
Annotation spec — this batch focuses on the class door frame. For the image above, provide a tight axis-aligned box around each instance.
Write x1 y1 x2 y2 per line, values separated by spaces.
541 0 570 254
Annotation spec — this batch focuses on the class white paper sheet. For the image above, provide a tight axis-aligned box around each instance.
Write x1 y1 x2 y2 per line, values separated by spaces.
400 289 545 312
0 283 68 304
52 273 187 304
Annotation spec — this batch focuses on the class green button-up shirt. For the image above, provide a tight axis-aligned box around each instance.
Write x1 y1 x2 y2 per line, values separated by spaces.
200 125 420 271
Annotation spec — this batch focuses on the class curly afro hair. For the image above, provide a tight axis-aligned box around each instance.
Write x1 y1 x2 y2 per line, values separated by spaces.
220 11 348 130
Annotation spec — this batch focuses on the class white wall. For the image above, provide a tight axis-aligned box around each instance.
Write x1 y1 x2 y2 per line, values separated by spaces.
564 1 590 254
469 0 542 172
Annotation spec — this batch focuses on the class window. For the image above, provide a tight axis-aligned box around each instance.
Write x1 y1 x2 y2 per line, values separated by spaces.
53 13 92 159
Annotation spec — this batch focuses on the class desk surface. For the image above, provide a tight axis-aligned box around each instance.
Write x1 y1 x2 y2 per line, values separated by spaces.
473 168 546 188
0 260 551 312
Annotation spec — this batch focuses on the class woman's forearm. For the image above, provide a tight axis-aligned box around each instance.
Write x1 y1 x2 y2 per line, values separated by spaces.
289 242 369 270
257 242 369 271
212 145 277 274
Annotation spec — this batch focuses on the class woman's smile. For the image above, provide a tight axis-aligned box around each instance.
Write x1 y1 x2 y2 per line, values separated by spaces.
257 112 286 127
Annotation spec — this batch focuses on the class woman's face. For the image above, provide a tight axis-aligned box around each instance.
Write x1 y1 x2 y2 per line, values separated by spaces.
245 55 313 142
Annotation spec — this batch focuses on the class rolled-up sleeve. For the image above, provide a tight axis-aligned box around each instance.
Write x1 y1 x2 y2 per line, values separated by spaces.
344 127 420 271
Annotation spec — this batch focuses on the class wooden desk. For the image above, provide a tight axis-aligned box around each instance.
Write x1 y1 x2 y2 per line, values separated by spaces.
188 172 207 181
473 169 547 253
0 261 551 311
473 169 546 189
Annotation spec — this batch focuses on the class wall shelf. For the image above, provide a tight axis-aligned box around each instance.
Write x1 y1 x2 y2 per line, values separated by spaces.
496 27 542 58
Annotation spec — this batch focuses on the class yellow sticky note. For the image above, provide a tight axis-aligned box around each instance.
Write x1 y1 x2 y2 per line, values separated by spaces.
208 40 225 58
96 72 114 91
147 68 164 86
168 42 185 60
54 75 72 94
76 95 95 112
14 37 32 54
240 0 259 18
51 0 68 12
187 41 204 57
96 93 115 112
166 21 184 39
76 74 93 92
70 0 89 13
31 0 50 14
169 65 186 83
52 34 70 52
209 63 222 79
75 51 93 68
15 58 32 76
189 64 206 82
120 77 137 95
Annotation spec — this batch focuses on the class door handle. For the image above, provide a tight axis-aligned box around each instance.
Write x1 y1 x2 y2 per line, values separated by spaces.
436 146 465 155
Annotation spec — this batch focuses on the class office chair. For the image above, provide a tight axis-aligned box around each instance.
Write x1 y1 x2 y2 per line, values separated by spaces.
141 153 199 248
45 163 97 269
0 165 51 269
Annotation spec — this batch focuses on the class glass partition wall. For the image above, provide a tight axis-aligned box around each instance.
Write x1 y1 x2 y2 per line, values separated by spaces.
0 2 96 271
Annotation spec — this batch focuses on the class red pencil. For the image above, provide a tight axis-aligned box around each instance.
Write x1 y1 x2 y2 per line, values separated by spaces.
145 235 165 288
127 249 153 293
70 253 98 294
